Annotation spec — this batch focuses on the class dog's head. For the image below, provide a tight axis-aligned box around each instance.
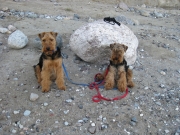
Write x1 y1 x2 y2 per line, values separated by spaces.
38 32 58 55
110 43 128 63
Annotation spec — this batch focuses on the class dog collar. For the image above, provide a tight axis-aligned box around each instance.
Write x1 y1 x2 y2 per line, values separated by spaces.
109 59 129 72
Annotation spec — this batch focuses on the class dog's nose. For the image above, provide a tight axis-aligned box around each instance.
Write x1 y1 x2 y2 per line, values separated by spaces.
46 47 50 51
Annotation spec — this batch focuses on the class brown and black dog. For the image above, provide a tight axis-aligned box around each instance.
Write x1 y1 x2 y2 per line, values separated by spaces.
34 32 66 92
96 43 134 92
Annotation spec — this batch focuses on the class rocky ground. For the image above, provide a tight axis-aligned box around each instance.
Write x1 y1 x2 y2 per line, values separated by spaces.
0 0 180 135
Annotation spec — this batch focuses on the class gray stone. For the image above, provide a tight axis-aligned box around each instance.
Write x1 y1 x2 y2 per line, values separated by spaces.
153 11 164 18
24 110 31 116
83 117 89 123
118 2 129 11
0 42 3 45
78 104 83 109
69 20 138 65
73 14 80 20
115 16 135 25
8 25 16 32
8 30 28 49
30 93 39 101
0 28 8 33
88 126 96 134
131 117 137 122
33 33 63 49
139 10 150 17
130 121 136 126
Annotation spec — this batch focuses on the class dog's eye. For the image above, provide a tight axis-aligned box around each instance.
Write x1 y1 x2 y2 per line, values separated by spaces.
50 39 54 41
42 39 46 42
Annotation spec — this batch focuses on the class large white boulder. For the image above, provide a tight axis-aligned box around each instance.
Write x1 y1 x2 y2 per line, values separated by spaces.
69 20 138 65
8 30 28 49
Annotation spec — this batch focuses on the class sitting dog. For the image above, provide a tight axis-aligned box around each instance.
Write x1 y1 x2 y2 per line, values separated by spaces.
96 43 134 92
34 32 66 92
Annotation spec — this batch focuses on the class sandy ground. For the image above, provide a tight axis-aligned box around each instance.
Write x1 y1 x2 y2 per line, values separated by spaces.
0 0 180 135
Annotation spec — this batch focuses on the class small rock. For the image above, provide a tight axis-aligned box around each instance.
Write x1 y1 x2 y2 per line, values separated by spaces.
131 117 137 122
8 30 28 49
91 123 96 126
8 25 16 32
88 126 96 134
30 93 39 101
24 110 31 116
14 110 20 114
130 121 136 126
65 99 72 103
44 102 48 106
139 10 150 17
2 7 8 12
0 42 3 45
12 129 17 133
165 129 169 133
160 71 166 75
0 28 8 33
78 120 83 123
64 110 69 114
83 117 89 123
64 121 69 126
78 104 83 109
73 14 80 20
160 84 165 88
154 11 164 18
144 86 149 90
118 2 129 11
140 114 143 117
156 102 161 106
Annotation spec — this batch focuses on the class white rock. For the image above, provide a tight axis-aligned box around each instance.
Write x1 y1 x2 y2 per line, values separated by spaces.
44 102 48 106
8 30 28 49
30 93 39 101
0 28 8 33
69 20 138 65
13 110 20 114
8 25 16 32
24 110 31 116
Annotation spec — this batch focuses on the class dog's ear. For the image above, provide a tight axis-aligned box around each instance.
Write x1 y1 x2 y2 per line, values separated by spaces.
38 32 45 39
122 44 128 52
110 43 115 50
50 32 58 38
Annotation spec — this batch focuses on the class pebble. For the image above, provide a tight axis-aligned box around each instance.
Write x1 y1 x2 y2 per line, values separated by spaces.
78 104 83 109
13 110 20 114
139 10 150 17
165 129 169 133
44 102 48 106
140 114 143 117
12 129 17 133
8 25 16 32
24 110 31 116
131 117 137 122
156 102 161 106
83 117 89 123
64 110 69 114
65 99 72 103
64 121 69 126
144 86 149 90
88 126 96 134
0 27 8 33
91 123 96 126
160 84 165 88
30 93 39 101
0 42 2 45
160 71 166 75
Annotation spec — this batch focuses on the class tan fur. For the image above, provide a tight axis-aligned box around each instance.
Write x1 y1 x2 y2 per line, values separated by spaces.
96 43 134 92
34 32 66 92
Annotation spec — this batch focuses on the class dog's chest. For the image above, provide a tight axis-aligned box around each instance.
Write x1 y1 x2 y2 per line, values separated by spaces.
43 59 62 78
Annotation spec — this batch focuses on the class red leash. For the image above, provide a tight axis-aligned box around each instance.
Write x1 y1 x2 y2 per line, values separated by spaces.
89 66 129 102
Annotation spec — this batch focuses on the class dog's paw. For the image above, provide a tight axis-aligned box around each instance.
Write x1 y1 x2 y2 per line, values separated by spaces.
42 88 50 93
118 85 126 92
95 73 104 81
58 85 66 91
127 81 135 88
105 82 113 90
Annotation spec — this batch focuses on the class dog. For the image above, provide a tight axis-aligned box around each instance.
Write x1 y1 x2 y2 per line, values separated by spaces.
96 43 134 92
33 32 66 92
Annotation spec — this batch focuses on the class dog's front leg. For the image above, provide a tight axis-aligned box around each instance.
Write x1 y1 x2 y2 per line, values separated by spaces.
56 66 66 90
117 71 127 92
104 67 115 90
41 68 51 92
